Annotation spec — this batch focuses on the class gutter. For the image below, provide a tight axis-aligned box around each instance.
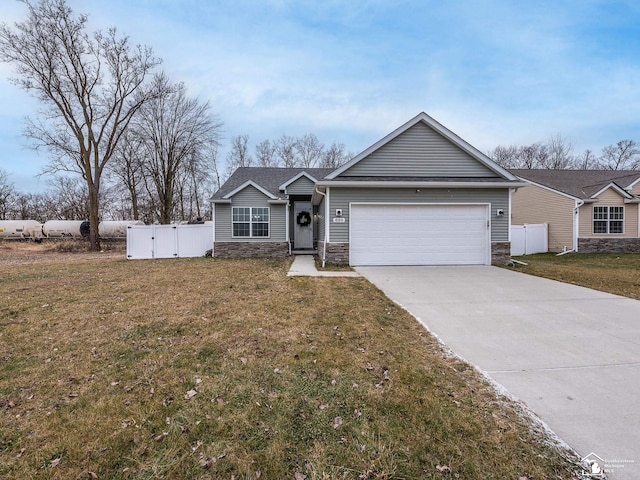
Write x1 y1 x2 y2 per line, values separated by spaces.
286 200 291 255
557 199 585 256
314 185 328 268
315 180 529 189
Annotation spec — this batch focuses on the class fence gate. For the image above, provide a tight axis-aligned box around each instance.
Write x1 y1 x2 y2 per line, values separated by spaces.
126 224 213 259
511 223 548 256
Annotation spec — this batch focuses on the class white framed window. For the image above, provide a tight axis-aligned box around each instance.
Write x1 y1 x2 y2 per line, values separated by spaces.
593 206 624 234
232 207 269 237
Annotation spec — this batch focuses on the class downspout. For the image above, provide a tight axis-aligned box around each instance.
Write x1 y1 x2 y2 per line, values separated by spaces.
285 199 291 255
314 185 328 268
556 199 583 256
573 200 584 252
211 201 216 256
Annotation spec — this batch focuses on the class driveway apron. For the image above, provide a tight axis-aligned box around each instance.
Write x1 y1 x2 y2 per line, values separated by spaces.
356 265 640 480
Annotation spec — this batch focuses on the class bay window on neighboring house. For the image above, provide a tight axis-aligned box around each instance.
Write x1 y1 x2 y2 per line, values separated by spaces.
593 206 624 234
232 207 270 237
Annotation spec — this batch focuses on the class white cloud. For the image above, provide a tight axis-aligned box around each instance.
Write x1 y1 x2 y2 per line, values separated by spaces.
1 0 640 193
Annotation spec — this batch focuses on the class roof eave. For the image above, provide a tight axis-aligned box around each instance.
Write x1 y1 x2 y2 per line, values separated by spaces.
515 177 583 201
278 171 319 191
315 180 528 189
222 180 278 200
590 182 634 200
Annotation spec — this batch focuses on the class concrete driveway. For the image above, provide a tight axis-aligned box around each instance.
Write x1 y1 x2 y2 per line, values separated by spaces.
356 265 640 480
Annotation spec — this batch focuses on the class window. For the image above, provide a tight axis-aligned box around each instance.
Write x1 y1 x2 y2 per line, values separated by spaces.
593 206 624 234
232 207 269 237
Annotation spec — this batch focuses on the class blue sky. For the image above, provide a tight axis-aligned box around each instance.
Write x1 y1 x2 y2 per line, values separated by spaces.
1 0 640 192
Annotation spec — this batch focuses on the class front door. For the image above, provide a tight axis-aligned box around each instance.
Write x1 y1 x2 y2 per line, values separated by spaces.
293 201 313 249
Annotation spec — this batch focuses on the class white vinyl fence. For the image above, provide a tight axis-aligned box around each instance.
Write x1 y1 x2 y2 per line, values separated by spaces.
511 223 548 256
126 224 213 259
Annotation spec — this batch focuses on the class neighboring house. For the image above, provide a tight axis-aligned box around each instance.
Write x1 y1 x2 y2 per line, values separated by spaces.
211 112 525 266
511 169 640 253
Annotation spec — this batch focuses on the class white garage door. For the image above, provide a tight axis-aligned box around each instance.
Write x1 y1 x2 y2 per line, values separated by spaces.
350 204 489 266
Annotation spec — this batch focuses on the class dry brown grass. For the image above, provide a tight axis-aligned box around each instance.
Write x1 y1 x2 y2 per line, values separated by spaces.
0 239 124 265
511 253 640 300
0 246 584 479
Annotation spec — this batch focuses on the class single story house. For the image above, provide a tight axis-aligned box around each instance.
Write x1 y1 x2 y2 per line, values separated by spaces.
211 112 526 266
511 169 640 253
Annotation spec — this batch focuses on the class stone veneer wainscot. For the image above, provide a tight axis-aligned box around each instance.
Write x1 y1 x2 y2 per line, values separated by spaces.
578 238 640 253
317 241 512 266
214 242 289 258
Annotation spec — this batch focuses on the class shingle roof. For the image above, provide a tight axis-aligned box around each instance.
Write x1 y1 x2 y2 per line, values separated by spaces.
211 167 334 200
510 169 640 199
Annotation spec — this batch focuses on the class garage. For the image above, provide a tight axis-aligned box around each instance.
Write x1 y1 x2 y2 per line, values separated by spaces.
349 203 490 266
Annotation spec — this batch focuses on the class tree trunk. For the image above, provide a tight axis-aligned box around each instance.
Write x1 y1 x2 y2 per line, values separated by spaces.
88 183 101 251
160 188 173 224
128 184 139 220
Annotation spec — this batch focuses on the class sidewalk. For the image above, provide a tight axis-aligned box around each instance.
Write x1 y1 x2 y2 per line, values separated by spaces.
287 255 359 277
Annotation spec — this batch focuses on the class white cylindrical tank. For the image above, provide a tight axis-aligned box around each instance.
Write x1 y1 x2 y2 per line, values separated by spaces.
98 220 144 237
0 220 43 239
42 220 87 238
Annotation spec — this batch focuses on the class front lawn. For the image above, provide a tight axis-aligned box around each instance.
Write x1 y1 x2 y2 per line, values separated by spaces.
511 252 640 300
0 249 583 479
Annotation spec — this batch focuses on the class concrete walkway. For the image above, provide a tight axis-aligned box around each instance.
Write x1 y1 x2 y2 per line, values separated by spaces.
287 255 360 277
356 265 640 480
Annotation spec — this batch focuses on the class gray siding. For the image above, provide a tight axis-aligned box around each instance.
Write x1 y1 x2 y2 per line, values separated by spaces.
214 185 286 242
287 175 316 195
215 204 232 240
341 122 498 178
327 187 509 243
317 197 325 241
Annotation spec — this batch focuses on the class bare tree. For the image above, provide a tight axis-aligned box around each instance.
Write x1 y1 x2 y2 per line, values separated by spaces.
225 134 253 178
44 175 90 220
321 142 350 168
11 192 45 221
487 145 519 168
109 130 146 220
174 147 218 222
276 135 297 167
0 0 160 249
598 140 640 170
518 143 549 169
208 143 223 192
575 149 599 170
543 134 574 169
0 168 16 220
295 133 324 168
135 73 222 224
255 139 278 167
488 143 549 169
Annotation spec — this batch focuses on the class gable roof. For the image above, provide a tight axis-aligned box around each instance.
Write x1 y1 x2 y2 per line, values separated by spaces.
279 171 319 191
327 112 519 181
212 167 334 200
511 169 640 199
222 180 277 200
